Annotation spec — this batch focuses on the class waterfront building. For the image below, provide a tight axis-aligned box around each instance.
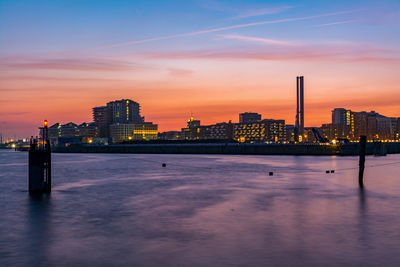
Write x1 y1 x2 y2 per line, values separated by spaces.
376 116 398 140
332 108 352 126
397 118 400 140
53 122 79 138
181 115 234 141
319 123 352 141
208 122 234 140
133 123 158 140
353 111 395 140
181 115 205 140
239 112 261 123
352 112 368 139
93 99 143 138
107 99 143 124
234 119 286 143
303 127 316 143
326 109 399 141
178 114 285 143
48 123 61 140
110 124 136 143
77 123 98 138
46 122 98 145
181 125 207 140
93 106 112 138
187 115 201 128
110 123 158 143
285 125 295 142
158 131 182 140
77 123 99 143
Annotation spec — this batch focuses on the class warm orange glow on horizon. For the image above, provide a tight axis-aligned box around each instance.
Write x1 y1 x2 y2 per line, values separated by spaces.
1 54 399 138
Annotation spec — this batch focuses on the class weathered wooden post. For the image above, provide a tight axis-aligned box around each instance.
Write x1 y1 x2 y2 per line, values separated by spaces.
29 120 51 194
358 135 367 188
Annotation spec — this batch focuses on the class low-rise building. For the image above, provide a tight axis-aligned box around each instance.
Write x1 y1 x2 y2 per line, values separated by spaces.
158 131 182 140
319 123 352 141
233 119 286 143
207 122 233 140
110 123 158 143
133 123 158 140
46 122 98 145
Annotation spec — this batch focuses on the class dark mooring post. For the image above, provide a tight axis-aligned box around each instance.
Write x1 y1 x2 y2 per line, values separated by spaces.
358 135 367 188
29 120 51 194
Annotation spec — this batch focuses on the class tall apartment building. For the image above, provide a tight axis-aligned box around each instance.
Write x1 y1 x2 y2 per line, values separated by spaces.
106 99 143 124
93 106 112 137
93 99 144 139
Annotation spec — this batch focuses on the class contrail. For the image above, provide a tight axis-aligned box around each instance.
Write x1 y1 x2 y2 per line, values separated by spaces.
60 9 361 55
220 34 297 46
314 19 358 27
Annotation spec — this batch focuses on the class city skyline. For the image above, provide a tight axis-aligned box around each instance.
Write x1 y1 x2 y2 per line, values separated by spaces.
1 0 400 138
3 98 399 143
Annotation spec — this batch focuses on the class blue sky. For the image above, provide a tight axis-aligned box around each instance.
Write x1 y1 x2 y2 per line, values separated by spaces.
1 0 399 55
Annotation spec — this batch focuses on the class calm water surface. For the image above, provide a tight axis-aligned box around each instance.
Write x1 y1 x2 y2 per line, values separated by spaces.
1 150 400 266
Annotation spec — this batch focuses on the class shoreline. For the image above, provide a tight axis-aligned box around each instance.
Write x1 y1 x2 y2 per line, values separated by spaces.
48 142 400 156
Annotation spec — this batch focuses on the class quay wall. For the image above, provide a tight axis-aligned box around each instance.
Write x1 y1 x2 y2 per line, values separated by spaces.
52 142 400 155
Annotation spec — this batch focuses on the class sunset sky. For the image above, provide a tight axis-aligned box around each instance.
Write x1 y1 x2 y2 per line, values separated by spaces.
1 0 399 139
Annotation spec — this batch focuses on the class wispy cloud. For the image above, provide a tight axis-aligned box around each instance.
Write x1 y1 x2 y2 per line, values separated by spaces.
0 57 153 72
200 1 293 19
314 19 358 27
220 34 298 46
60 9 361 54
231 5 293 19
0 75 126 82
140 45 400 63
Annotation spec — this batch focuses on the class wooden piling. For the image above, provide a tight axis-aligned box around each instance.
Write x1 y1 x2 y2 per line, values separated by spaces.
358 135 367 188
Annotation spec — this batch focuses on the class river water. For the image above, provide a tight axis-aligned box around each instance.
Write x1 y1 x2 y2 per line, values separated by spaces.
1 150 400 266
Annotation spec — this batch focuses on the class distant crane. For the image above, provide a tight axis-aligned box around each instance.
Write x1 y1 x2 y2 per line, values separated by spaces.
311 128 329 143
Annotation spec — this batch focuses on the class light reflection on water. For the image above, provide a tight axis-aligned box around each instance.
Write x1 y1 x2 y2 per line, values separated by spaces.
1 150 400 266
